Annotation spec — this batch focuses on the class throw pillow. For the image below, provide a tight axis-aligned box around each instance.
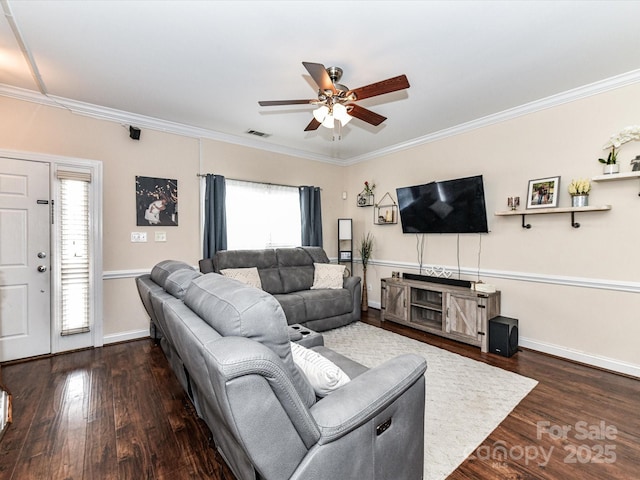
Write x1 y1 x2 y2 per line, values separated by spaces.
220 267 262 289
310 263 345 290
290 342 350 397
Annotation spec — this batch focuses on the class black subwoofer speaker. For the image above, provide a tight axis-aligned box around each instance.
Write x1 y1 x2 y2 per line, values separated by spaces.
489 316 518 357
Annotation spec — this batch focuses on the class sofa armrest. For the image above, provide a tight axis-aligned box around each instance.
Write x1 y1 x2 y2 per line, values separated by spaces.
199 258 215 273
342 275 361 292
309 353 426 444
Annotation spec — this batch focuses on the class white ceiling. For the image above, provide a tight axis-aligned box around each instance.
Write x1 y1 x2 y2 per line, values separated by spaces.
2 0 640 164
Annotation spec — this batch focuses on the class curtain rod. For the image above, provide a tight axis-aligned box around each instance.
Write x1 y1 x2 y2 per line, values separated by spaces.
196 174 320 190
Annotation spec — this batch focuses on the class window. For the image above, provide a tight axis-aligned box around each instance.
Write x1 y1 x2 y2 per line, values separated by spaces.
57 170 91 335
225 179 301 250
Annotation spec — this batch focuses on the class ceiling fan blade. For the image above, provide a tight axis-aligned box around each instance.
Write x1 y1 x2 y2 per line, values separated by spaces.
302 62 337 94
304 118 321 131
258 99 315 106
347 104 387 126
347 74 410 101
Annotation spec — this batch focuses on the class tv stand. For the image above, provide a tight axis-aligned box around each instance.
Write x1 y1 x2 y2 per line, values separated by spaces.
381 277 500 352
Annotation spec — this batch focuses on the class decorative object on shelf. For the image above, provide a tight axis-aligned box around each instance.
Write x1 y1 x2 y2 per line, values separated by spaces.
526 176 560 209
568 179 590 207
507 196 520 210
359 232 374 311
423 266 453 278
599 125 640 174
391 271 400 279
374 192 398 225
631 155 640 172
357 180 375 207
570 195 589 208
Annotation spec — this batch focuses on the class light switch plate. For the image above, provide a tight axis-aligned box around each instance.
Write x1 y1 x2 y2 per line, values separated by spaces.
131 232 147 242
155 231 167 242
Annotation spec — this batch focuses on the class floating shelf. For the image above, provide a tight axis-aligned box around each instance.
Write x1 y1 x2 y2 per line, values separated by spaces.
357 191 374 207
494 205 611 229
592 171 640 182
592 171 640 196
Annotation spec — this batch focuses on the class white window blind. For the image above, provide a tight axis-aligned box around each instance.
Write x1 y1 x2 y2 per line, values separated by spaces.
225 179 301 250
57 170 91 335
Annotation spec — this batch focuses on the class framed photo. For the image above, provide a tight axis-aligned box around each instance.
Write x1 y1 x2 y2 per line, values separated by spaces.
339 251 352 261
527 176 560 209
136 176 178 226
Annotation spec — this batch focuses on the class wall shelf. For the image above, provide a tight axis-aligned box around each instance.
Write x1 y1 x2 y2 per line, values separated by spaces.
592 171 640 196
495 205 611 229
374 192 398 225
592 171 640 182
357 191 374 207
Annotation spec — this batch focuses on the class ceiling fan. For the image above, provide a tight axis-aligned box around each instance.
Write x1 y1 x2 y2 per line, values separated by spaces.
258 62 410 133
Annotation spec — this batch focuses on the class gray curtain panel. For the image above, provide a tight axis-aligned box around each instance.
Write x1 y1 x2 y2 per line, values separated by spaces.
299 186 322 247
203 174 227 258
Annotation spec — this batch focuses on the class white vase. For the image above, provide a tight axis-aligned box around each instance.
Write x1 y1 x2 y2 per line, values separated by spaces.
571 195 589 207
603 164 619 175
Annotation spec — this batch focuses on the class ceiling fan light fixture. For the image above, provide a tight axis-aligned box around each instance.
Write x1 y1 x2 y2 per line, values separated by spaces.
333 103 352 125
313 105 329 123
321 114 335 129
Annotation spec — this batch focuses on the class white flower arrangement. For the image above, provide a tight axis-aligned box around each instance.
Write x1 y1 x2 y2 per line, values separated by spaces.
600 125 640 165
603 125 640 149
568 179 591 195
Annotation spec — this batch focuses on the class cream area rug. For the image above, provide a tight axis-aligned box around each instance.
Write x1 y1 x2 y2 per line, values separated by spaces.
322 322 538 480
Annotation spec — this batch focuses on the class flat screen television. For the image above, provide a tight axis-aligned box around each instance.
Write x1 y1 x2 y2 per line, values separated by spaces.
396 175 489 234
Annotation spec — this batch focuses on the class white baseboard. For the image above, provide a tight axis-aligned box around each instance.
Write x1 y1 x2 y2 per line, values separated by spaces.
366 301 639 378
519 337 640 379
103 329 149 345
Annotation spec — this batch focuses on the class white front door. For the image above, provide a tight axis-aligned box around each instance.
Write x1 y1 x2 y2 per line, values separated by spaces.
0 158 51 362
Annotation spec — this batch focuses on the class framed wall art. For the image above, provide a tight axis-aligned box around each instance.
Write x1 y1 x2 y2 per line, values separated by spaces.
136 176 178 226
526 176 560 209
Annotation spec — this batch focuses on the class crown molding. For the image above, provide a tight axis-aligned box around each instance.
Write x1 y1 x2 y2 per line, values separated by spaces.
344 68 640 165
2 68 640 165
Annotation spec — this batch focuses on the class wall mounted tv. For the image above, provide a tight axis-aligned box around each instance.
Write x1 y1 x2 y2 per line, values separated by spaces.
396 175 489 234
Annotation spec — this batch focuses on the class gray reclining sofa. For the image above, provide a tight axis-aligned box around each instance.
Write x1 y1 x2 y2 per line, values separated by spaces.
136 260 427 480
199 247 361 332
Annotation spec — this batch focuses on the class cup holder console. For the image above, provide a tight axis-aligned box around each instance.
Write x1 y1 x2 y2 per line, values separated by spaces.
288 324 324 347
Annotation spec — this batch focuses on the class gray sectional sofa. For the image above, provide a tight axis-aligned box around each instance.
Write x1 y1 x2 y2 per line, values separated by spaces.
199 247 361 332
136 260 427 480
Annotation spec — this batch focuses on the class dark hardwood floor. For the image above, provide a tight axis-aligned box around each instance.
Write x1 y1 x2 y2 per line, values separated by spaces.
0 309 638 479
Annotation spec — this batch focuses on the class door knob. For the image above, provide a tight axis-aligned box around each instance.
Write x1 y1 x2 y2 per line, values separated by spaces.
37 265 47 273
37 252 47 259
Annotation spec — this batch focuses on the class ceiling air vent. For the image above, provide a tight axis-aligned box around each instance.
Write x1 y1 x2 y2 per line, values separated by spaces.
246 129 271 138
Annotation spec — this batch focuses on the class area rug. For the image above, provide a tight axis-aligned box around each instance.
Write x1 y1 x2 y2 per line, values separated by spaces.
322 322 538 480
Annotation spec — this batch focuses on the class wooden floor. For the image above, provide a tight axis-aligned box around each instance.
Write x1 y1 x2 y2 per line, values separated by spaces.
1 309 638 479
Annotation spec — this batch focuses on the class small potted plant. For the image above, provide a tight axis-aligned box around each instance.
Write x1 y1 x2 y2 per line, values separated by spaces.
568 179 591 207
599 125 640 174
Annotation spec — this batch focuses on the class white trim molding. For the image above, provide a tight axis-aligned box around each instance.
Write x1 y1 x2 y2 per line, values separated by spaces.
520 337 640 379
105 262 639 378
103 268 150 280
365 258 640 294
2 67 640 165
362 258 639 377
103 329 149 345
